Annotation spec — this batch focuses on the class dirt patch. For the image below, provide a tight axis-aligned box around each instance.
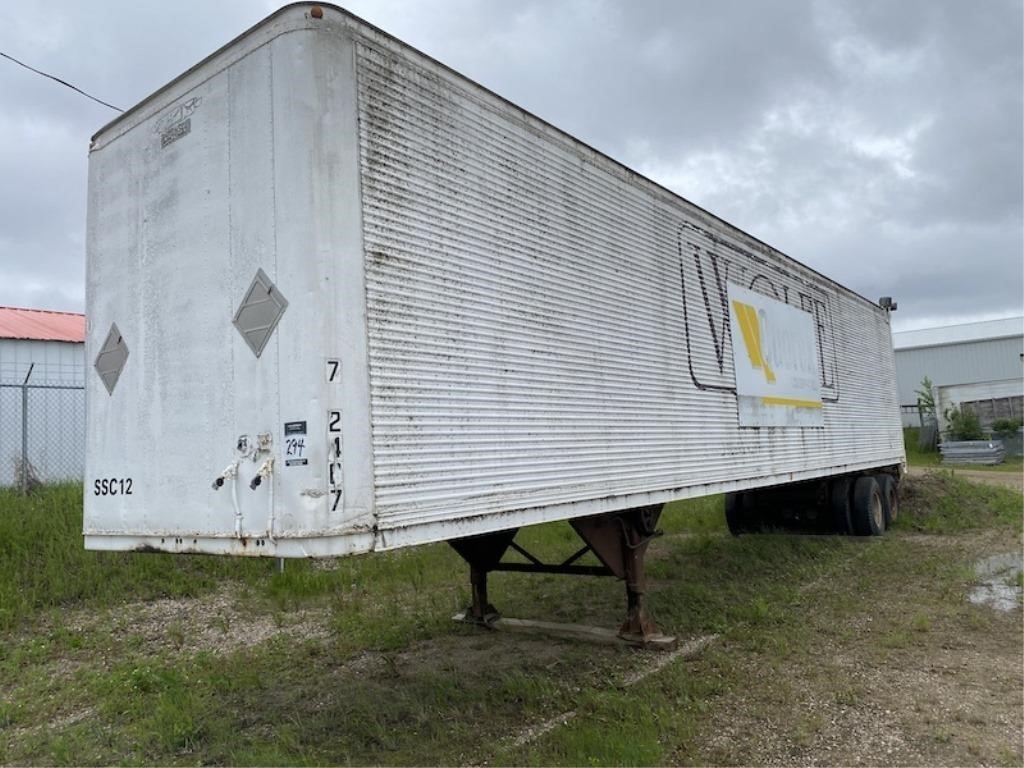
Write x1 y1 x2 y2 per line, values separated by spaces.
897 529 1014 552
62 585 330 657
703 631 1022 766
907 465 1023 492
696 535 1023 767
5 706 96 746
354 631 580 680
503 633 720 752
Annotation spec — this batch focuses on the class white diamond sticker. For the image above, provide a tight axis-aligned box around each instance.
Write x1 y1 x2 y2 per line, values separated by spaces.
233 268 288 358
94 323 129 395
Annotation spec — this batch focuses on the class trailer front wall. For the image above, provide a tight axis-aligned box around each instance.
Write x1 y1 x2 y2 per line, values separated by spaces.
353 27 904 542
85 20 376 553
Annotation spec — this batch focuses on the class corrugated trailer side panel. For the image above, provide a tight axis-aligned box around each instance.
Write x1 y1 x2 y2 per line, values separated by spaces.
350 24 904 545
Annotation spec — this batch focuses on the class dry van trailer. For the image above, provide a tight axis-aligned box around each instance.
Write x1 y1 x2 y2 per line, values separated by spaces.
85 4 905 643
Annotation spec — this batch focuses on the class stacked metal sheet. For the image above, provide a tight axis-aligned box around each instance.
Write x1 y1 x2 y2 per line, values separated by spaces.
940 440 1007 465
1001 430 1024 457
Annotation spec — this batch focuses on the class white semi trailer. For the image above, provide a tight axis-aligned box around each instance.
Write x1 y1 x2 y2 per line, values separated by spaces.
85 3 904 642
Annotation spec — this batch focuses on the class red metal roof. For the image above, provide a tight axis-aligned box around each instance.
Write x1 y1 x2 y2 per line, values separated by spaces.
0 306 86 343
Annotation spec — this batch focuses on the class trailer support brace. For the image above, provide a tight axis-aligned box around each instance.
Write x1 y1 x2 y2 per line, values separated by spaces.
448 505 669 645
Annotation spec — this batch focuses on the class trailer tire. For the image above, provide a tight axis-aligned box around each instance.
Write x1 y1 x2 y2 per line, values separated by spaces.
851 476 884 536
829 476 854 534
725 492 760 535
876 474 899 526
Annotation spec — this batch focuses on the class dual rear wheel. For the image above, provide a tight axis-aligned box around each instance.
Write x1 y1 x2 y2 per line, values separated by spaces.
724 490 761 534
726 472 899 537
850 476 884 536
849 474 899 535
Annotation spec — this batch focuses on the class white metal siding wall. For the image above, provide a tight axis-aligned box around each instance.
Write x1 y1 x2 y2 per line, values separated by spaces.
354 34 904 534
0 339 85 486
938 379 1023 412
894 337 1024 405
0 339 84 384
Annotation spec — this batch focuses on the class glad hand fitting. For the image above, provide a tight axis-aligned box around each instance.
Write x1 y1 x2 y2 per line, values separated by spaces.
249 458 274 491
212 463 238 491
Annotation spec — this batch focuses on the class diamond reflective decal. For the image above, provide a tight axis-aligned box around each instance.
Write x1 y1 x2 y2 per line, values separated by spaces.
233 268 288 358
94 323 129 395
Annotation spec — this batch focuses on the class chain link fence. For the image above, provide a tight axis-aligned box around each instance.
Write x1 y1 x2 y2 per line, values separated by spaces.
0 364 85 491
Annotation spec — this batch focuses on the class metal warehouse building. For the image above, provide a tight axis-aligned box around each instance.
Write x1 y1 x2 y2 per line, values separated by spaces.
892 316 1024 428
0 307 86 487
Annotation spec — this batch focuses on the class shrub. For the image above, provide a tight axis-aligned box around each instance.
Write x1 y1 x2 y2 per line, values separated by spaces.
943 404 984 441
991 417 1023 438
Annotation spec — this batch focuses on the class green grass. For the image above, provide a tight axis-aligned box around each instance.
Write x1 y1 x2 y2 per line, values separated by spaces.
0 484 269 632
903 427 1024 472
895 470 1023 533
1 489 842 765
904 426 941 466
0 476 1021 765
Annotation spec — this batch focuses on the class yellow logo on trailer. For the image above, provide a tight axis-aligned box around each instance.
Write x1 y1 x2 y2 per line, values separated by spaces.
731 300 776 385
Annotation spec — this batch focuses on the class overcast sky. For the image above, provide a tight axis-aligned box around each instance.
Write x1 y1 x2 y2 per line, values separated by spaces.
1 0 1020 332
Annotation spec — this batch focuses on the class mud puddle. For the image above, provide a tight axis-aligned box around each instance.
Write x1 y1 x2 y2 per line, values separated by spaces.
969 552 1022 612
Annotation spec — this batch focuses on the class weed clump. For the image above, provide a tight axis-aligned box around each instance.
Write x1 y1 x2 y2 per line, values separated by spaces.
897 472 1022 533
0 484 268 632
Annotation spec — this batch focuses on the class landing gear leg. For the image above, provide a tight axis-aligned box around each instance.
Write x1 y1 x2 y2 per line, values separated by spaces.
573 505 666 644
448 528 518 625
449 506 674 648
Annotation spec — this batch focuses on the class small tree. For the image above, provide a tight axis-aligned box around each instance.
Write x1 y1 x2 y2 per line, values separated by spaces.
914 375 939 451
915 376 936 422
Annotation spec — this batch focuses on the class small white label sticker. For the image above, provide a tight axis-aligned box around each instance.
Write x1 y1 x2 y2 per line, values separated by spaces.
283 421 308 466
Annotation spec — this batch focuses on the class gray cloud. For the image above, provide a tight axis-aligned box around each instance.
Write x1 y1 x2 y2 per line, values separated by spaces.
1 0 1020 331
0 0 277 311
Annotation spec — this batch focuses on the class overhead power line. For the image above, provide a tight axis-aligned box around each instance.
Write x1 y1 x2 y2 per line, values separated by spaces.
0 50 123 112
